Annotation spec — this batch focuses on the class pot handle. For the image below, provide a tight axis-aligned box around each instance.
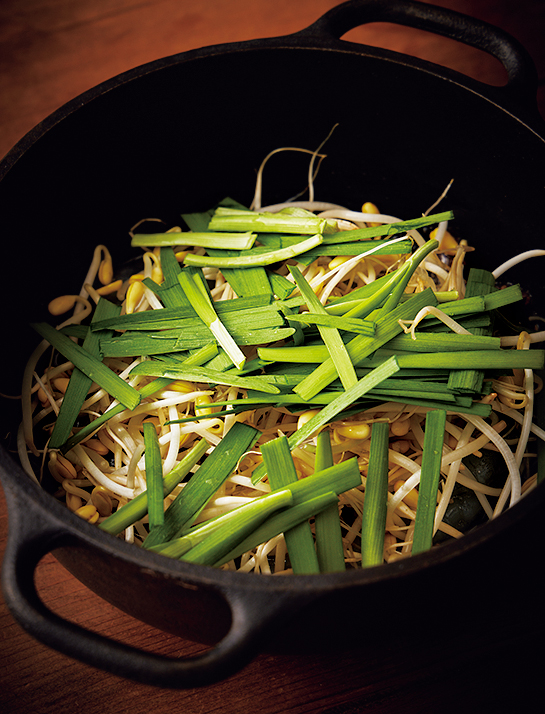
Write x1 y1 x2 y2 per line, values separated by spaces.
1 484 294 688
301 0 539 113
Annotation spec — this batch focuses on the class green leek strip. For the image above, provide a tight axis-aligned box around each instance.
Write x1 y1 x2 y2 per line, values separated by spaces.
180 490 294 566
286 312 376 336
49 298 120 449
149 488 294 559
361 422 390 567
208 209 329 235
321 210 454 243
314 431 345 573
178 269 245 369
412 410 447 555
215 492 339 568
296 238 413 265
132 231 257 250
100 326 295 358
99 438 209 535
448 268 496 394
216 456 361 566
183 234 323 269
153 247 191 308
182 200 274 300
252 356 400 484
61 342 218 453
289 265 358 391
258 344 544 372
130 361 281 394
31 322 141 410
262 435 320 574
293 288 437 401
386 333 501 352
93 295 276 331
143 422 260 548
378 240 439 315
143 421 165 529
268 271 296 300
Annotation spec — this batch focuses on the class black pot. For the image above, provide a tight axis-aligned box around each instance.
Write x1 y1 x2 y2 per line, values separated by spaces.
1 0 544 689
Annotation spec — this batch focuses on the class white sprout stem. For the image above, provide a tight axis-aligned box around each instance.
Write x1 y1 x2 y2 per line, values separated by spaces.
493 402 545 442
209 317 246 370
308 234 410 304
433 420 474 533
162 404 182 475
501 331 545 346
261 201 348 213
492 249 545 278
317 209 402 224
462 415 521 513
515 368 534 469
400 305 472 340
71 444 134 499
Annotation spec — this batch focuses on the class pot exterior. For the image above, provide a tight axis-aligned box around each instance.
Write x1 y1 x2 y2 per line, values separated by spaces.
1 16 545 685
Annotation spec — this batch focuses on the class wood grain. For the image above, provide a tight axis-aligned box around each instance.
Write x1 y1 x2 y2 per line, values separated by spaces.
1 1 544 711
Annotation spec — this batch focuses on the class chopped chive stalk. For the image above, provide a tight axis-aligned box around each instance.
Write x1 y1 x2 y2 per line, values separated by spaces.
178 269 246 369
143 421 165 530
378 239 439 315
142 422 259 548
31 321 141 410
177 489 294 566
289 265 358 391
261 435 320 574
131 231 257 250
208 208 330 235
130 361 281 394
314 431 346 573
361 422 390 567
293 289 435 401
286 312 375 336
149 488 293 559
183 234 323 269
412 410 447 555
49 298 120 448
99 438 209 535
215 492 339 568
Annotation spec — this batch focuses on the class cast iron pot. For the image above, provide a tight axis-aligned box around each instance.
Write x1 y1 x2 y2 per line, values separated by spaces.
1 0 544 689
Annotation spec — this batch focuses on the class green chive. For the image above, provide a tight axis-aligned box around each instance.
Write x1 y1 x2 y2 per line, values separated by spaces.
143 421 165 530
293 289 436 401
49 298 121 448
142 421 259 548
31 322 141 410
130 361 281 394
183 234 323 269
262 435 320 574
412 410 447 555
361 422 389 567
208 208 330 235
178 269 246 369
132 231 257 250
289 265 358 391
61 342 218 452
314 431 346 573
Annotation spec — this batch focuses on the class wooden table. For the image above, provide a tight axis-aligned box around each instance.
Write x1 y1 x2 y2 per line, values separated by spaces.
1 2 544 712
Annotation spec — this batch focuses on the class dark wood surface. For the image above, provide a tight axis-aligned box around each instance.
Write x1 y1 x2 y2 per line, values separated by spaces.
1 1 544 711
